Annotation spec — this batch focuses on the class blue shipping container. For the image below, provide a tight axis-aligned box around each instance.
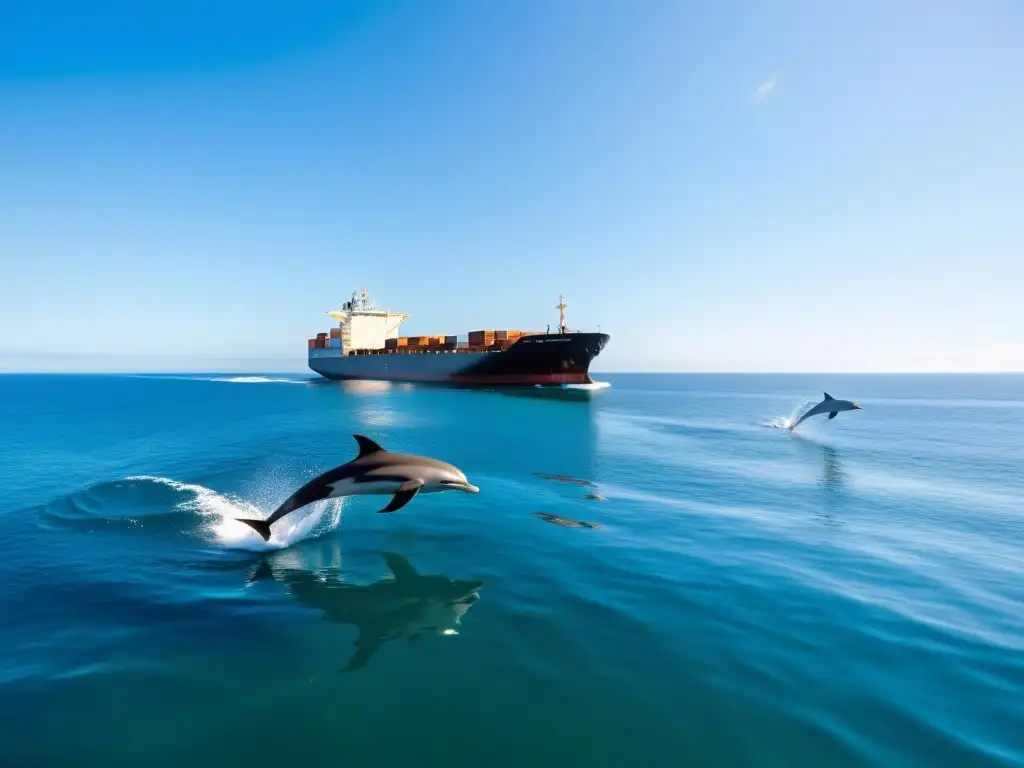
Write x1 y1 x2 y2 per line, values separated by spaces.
329 338 342 349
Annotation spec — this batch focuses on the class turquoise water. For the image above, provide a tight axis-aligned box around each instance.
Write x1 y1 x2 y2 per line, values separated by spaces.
1 373 1022 766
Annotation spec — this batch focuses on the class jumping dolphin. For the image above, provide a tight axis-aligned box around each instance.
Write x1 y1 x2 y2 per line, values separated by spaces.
790 392 862 429
248 547 484 671
235 434 479 541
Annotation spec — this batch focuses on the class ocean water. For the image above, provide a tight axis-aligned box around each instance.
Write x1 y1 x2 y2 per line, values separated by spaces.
1 373 1022 767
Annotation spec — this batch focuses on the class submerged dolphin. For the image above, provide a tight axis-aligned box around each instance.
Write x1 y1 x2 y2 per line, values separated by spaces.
248 548 484 671
790 392 862 429
235 434 479 541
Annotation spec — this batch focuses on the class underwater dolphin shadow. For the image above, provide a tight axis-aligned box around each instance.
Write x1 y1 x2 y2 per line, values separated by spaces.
247 543 485 672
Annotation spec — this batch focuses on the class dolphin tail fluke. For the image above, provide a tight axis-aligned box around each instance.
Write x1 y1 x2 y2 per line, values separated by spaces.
236 517 273 541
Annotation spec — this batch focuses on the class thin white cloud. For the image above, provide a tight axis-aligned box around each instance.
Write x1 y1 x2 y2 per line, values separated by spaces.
755 76 779 101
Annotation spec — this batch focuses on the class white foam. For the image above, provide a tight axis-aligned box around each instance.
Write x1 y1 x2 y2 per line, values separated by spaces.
763 397 818 430
126 374 310 385
562 381 611 391
124 475 343 551
207 376 308 385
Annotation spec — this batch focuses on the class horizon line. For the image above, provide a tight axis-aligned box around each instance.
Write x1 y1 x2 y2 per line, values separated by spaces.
2 370 1023 376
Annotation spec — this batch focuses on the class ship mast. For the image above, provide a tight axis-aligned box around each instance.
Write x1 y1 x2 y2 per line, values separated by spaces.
556 294 568 334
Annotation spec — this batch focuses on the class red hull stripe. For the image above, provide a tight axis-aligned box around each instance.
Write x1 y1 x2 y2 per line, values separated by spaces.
323 371 589 385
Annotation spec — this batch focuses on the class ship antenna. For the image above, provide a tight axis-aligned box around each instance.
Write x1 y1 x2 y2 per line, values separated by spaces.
556 294 568 334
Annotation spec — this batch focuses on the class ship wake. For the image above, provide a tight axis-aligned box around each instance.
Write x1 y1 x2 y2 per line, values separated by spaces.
203 376 310 385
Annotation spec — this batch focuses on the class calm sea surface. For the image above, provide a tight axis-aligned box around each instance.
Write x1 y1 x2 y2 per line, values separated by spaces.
1 373 1022 767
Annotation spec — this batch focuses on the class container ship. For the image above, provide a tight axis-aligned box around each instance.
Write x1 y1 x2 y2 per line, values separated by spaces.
307 288 610 388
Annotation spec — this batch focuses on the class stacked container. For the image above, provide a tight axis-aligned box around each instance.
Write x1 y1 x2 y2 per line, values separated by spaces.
469 330 495 347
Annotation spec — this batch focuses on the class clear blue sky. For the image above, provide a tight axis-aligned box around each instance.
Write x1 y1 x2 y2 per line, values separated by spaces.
2 0 1021 372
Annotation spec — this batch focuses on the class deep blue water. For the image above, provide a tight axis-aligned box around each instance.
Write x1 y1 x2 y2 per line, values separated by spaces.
1 373 1022 766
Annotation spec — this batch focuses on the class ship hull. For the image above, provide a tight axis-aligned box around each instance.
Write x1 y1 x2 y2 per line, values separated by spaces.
308 333 609 387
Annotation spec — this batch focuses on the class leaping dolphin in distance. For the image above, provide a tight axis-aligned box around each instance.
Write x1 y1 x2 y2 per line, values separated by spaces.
235 434 479 541
790 392 863 430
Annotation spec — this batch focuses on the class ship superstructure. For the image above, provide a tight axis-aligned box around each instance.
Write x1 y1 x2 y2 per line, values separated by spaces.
323 287 409 354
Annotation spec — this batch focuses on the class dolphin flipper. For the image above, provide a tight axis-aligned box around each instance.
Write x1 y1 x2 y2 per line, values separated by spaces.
376 480 425 514
828 411 838 419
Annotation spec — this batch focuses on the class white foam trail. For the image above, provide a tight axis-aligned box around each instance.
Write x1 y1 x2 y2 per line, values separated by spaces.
207 376 308 385
125 475 343 551
762 397 818 430
561 381 611 391
127 375 310 385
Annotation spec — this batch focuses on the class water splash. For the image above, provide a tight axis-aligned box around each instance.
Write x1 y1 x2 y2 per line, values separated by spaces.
124 475 343 551
762 398 818 430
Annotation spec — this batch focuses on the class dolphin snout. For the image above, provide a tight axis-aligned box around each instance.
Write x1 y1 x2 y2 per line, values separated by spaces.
460 483 480 494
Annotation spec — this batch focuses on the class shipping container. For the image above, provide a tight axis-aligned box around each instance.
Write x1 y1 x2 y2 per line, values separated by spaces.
329 338 342 349
384 338 398 349
330 328 342 339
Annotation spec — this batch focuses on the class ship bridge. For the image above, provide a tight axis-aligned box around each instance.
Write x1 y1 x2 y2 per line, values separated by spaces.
327 287 408 352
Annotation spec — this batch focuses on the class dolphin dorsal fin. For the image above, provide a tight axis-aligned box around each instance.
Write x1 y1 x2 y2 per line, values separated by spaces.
353 434 385 459
823 392 835 401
